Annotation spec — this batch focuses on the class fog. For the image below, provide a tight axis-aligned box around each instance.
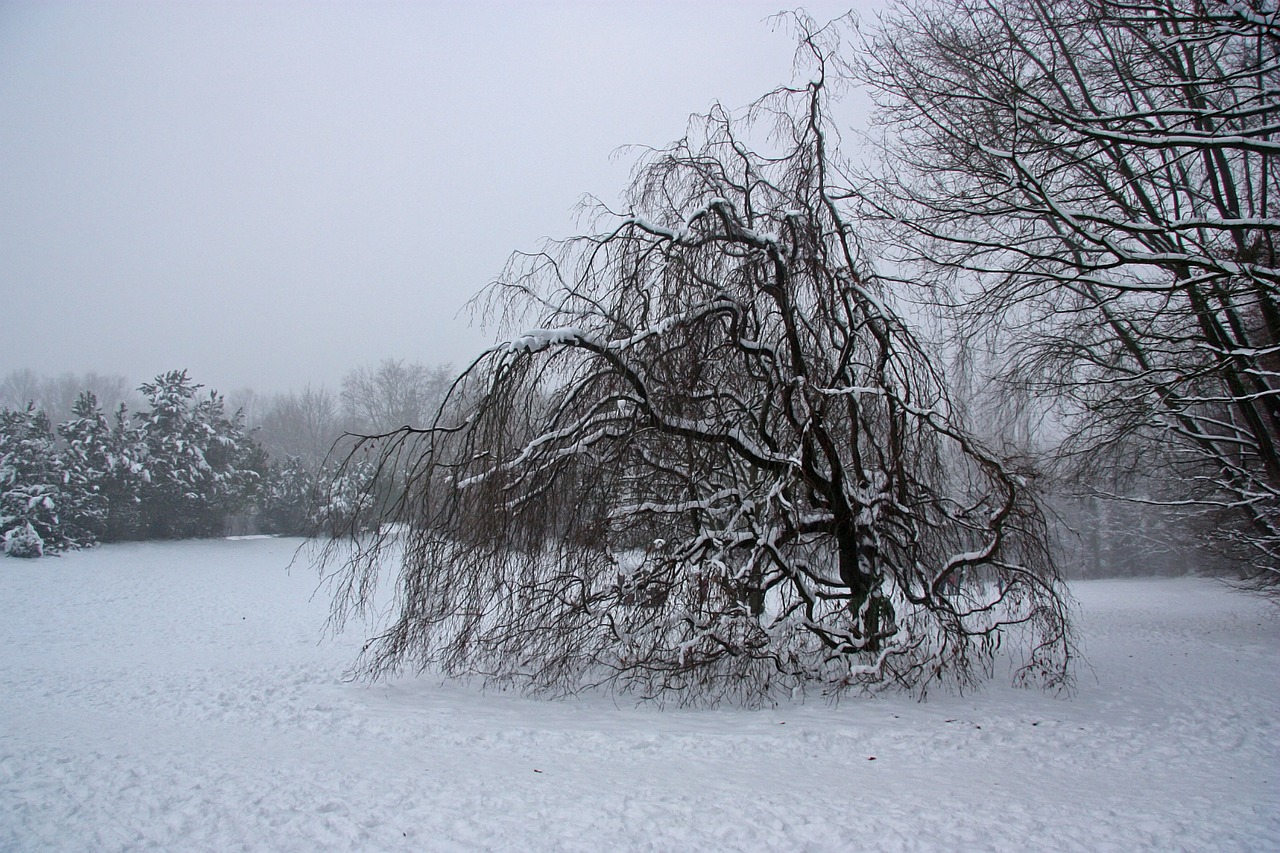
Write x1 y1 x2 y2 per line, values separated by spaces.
0 0 875 394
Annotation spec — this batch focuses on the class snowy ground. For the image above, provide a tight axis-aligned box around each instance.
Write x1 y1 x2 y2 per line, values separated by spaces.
1 538 1276 852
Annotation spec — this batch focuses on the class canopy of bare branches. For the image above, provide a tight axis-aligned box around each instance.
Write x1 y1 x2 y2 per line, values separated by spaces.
854 0 1280 588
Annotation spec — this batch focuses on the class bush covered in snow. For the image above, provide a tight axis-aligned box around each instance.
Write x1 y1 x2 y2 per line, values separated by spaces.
3 523 44 558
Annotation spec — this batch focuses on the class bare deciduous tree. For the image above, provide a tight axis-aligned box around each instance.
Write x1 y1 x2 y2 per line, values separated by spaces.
254 385 342 474
0 369 134 425
340 359 453 435
318 27 1072 704
855 0 1280 589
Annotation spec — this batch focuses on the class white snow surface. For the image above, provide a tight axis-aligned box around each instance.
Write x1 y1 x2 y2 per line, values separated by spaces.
1 538 1276 851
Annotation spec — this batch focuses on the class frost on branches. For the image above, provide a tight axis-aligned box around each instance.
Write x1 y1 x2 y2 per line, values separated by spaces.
317 32 1074 704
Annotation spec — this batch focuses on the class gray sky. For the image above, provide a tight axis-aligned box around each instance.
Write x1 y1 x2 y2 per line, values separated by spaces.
1 0 875 394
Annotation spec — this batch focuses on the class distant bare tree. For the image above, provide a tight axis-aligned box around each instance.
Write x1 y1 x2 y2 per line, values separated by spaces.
254 385 342 474
854 0 1280 590
318 27 1072 704
0 370 133 424
340 359 453 435
0 370 42 414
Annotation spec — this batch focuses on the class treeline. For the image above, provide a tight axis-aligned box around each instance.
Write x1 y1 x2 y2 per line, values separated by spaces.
1 360 1198 576
0 360 453 557
1 370 259 555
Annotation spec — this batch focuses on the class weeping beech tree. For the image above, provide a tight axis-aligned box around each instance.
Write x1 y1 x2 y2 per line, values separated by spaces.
318 36 1073 704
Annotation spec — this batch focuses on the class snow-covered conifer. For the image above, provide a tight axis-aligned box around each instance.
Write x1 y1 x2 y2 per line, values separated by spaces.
0 405 70 555
258 456 318 536
135 370 260 539
56 391 112 545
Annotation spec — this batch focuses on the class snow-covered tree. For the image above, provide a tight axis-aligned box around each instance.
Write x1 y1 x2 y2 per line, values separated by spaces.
258 456 318 536
95 401 150 542
0 405 69 556
135 370 259 539
314 444 386 536
317 30 1073 704
56 392 115 545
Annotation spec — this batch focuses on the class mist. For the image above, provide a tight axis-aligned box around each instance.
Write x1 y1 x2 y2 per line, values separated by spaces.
0 0 874 394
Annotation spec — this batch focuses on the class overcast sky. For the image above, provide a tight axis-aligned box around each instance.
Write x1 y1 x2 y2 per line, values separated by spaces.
1 0 878 394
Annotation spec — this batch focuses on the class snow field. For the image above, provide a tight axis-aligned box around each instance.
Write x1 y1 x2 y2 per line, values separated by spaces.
1 538 1276 851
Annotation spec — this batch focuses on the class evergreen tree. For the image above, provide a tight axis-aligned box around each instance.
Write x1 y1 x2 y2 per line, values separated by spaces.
136 370 258 539
101 402 148 542
56 392 111 544
315 449 382 535
258 456 318 536
0 405 69 556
